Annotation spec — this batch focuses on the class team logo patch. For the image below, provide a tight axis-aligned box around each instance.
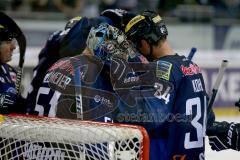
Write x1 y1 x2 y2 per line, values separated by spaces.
156 60 172 81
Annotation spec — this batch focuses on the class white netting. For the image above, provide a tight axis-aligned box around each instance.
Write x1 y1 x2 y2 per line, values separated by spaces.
0 115 149 160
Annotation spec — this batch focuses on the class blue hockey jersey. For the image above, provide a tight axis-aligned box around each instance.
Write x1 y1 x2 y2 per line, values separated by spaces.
27 16 113 114
0 64 16 93
114 54 214 160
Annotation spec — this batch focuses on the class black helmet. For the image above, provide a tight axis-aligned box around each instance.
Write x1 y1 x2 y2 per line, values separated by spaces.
0 24 15 41
65 16 82 30
100 9 136 30
125 10 168 45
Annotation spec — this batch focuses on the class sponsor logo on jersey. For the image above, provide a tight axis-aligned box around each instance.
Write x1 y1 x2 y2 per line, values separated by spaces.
94 95 113 108
192 78 203 92
124 76 139 83
48 60 74 76
10 71 16 82
181 64 200 76
156 60 172 81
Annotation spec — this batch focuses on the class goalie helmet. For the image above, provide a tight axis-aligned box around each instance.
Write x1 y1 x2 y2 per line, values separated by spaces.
0 24 15 42
65 16 82 30
86 23 136 61
125 10 168 45
100 9 136 31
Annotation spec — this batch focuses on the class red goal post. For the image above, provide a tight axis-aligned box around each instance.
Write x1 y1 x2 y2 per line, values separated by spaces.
0 114 149 160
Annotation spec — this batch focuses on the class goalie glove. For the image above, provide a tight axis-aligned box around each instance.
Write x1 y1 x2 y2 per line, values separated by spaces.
206 121 240 151
0 93 16 114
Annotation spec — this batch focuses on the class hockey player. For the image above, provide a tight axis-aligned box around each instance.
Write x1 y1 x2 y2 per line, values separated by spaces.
0 24 17 114
27 9 136 115
31 22 142 122
0 24 26 114
123 10 212 160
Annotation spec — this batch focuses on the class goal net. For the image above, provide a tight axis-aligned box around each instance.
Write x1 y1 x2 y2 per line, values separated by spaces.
0 114 149 160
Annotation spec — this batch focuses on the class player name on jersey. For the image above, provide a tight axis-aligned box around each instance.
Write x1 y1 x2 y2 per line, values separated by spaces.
43 72 71 90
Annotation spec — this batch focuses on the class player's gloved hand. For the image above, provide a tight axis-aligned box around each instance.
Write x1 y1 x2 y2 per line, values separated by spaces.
206 121 240 151
0 93 17 114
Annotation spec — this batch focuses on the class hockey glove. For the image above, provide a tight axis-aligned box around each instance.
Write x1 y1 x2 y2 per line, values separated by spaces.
207 121 240 151
0 93 16 114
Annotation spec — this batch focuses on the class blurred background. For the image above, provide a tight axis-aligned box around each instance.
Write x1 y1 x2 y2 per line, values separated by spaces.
1 0 239 113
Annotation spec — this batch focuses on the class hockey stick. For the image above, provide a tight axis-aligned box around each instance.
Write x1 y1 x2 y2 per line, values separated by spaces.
74 65 83 120
0 12 26 95
187 47 197 61
235 98 240 111
208 60 228 114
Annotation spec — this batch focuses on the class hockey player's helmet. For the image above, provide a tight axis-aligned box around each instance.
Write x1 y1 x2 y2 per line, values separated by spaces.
100 9 136 31
0 24 15 42
125 10 168 45
65 16 82 30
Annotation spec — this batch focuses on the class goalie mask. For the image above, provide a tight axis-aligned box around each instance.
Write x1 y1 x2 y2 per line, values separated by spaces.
86 23 136 61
